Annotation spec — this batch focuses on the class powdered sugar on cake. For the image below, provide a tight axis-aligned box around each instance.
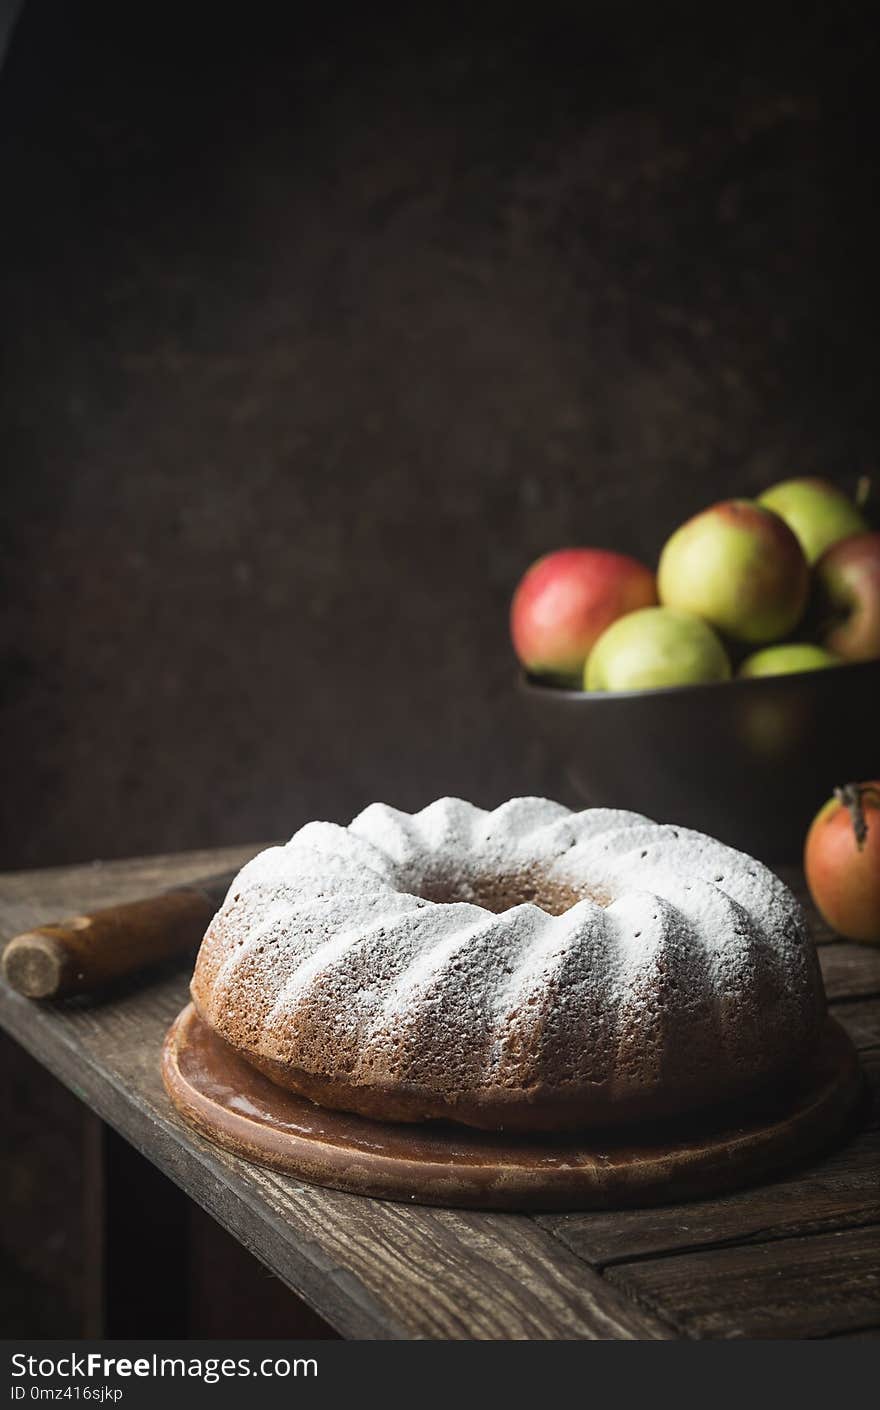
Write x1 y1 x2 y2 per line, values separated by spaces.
190 796 826 1130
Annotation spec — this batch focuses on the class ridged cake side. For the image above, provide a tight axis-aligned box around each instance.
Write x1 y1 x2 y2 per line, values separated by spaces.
190 797 826 1130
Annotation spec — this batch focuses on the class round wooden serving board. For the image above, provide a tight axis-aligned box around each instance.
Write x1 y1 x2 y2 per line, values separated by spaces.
162 1004 863 1210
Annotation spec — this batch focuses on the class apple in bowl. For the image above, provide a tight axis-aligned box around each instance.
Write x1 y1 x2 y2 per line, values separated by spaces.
658 499 809 644
738 643 841 678
812 531 880 662
758 477 868 564
510 548 656 684
585 606 731 692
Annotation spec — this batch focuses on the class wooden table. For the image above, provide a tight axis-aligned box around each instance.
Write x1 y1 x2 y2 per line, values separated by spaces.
1 847 879 1340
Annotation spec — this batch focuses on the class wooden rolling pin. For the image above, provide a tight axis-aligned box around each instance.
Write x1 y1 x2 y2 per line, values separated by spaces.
1 872 236 1000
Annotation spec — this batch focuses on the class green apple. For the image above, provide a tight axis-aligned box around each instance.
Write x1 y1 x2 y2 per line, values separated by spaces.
738 643 841 678
585 607 731 691
758 477 868 564
658 499 808 644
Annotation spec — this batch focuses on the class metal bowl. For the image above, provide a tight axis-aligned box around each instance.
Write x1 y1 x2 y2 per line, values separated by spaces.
519 658 880 863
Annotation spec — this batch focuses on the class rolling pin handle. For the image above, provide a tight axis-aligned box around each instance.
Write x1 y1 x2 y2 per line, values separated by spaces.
2 932 71 999
0 880 233 1000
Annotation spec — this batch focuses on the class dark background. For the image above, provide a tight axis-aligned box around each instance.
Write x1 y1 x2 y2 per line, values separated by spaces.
2 0 879 1340
2 0 879 870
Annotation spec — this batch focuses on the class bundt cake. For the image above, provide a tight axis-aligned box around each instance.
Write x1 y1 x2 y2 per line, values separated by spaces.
190 797 826 1132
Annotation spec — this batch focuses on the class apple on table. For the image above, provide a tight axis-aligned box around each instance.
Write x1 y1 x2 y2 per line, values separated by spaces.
805 782 880 943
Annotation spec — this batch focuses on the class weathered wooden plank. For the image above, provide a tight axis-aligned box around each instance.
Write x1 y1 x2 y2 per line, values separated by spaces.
539 1020 880 1272
540 1125 880 1269
5 848 880 1341
820 943 880 1002
833 997 880 1053
0 976 670 1340
605 1225 880 1339
0 855 672 1341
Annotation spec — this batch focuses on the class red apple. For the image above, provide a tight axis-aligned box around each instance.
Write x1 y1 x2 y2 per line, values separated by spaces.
510 548 657 682
658 500 809 644
813 531 880 661
805 782 880 943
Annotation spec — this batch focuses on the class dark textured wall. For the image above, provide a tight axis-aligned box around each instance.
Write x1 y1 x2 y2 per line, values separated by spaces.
2 2 878 867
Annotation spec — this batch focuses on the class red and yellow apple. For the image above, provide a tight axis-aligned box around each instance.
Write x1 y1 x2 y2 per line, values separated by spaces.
510 548 657 682
738 643 840 678
758 477 868 564
658 499 808 644
585 606 731 692
812 531 880 661
805 782 880 943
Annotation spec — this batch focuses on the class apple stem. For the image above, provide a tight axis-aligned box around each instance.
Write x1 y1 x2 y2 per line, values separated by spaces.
855 474 872 511
834 783 871 850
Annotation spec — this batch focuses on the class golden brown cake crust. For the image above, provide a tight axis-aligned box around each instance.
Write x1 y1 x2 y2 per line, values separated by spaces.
189 999 820 1132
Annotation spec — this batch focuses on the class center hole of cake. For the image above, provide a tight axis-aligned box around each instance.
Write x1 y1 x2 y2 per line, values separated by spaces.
412 869 609 916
